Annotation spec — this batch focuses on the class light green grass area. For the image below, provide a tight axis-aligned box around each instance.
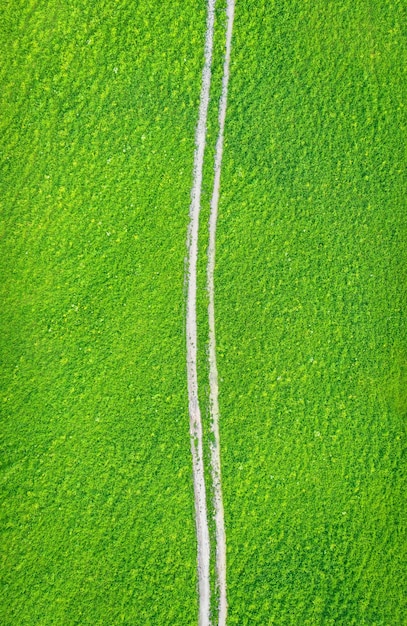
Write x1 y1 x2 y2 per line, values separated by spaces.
215 1 406 624
1 1 207 623
1 0 406 624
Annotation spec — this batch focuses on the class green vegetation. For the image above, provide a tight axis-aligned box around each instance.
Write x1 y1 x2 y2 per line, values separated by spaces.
215 0 406 623
1 1 207 623
2 0 406 624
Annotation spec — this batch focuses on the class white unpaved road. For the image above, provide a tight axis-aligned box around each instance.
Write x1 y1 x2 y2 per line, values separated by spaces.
186 0 235 623
207 3 235 624
185 1 216 625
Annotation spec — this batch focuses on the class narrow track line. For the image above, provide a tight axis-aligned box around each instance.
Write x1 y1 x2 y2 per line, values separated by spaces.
207 2 235 624
185 1 216 624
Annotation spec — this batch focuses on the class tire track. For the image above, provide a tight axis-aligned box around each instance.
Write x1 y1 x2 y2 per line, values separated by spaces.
207 2 235 624
185 2 216 625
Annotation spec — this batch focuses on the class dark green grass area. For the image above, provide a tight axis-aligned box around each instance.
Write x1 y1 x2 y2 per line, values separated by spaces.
0 1 206 623
216 0 406 624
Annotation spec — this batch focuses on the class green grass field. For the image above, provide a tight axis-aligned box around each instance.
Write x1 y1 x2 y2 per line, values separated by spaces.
1 0 406 624
1 1 207 623
213 1 406 623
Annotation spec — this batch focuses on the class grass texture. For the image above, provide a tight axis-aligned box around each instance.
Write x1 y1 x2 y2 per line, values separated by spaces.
1 0 406 624
1 1 207 623
214 1 406 624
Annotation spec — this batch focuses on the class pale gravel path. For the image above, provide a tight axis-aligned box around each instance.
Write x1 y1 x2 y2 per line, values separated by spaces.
185 1 216 625
207 2 235 624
